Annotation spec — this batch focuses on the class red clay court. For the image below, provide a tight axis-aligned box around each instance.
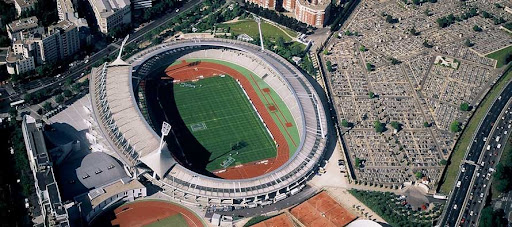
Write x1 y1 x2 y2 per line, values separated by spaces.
290 191 357 227
111 200 205 227
251 214 295 227
165 60 290 179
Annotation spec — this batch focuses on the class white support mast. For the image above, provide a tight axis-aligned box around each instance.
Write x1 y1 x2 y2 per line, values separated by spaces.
252 14 264 51
159 121 171 152
116 35 130 61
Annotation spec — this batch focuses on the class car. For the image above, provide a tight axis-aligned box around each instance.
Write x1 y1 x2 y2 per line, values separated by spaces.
176 9 180 12
505 131 508 135
84 59 89 64
470 211 474 216
484 184 487 188
487 145 491 150
480 193 484 198
484 137 487 142
460 218 465 224
462 167 466 172
457 181 462 187
498 144 502 149
454 205 458 210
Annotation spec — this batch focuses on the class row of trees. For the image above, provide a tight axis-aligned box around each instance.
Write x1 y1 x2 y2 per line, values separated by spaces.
493 142 512 193
349 189 440 227
436 8 478 28
244 3 312 34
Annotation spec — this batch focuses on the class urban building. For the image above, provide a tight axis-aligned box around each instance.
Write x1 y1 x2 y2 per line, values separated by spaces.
88 0 131 34
49 20 81 59
282 0 296 12
13 0 37 17
21 115 70 227
291 0 329 27
245 0 275 9
131 0 152 9
6 16 44 41
5 47 35 74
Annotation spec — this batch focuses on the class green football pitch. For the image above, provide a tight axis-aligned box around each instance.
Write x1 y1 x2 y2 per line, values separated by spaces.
173 76 277 171
144 214 188 227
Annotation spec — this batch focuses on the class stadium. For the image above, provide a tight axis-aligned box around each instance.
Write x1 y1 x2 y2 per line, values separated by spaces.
89 38 328 207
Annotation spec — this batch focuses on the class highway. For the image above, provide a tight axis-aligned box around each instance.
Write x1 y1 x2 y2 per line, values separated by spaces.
460 98 512 226
5 0 202 102
440 78 512 226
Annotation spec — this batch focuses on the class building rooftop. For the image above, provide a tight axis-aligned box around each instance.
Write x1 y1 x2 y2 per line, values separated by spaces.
89 178 144 207
90 0 130 17
49 20 76 34
22 115 69 226
14 0 37 8
8 16 39 33
76 152 128 189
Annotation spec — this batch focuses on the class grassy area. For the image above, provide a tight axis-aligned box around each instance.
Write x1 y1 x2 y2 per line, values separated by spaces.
174 76 276 171
144 214 188 227
439 68 512 194
185 59 300 156
491 136 512 199
218 20 296 42
486 45 512 68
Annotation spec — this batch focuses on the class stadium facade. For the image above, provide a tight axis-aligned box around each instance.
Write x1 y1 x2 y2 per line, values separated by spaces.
89 38 328 207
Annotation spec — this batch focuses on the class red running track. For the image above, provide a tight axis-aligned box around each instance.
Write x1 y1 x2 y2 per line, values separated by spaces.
165 60 290 179
111 200 204 227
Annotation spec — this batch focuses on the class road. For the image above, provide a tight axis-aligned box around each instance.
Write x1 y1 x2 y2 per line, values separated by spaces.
459 98 512 226
440 78 512 227
5 0 202 103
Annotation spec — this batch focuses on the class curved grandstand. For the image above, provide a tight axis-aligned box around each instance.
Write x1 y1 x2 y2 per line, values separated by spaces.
89 39 327 207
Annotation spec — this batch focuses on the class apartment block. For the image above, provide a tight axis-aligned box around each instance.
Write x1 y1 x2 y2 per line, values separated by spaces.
245 0 275 9
88 0 131 34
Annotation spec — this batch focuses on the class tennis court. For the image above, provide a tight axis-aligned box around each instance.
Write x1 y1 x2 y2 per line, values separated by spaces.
290 192 357 227
173 76 277 171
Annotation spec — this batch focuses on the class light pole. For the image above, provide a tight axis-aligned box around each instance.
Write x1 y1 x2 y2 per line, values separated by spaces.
159 121 171 152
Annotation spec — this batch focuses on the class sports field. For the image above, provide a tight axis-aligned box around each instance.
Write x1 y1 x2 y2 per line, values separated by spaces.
173 76 277 171
184 58 300 156
145 214 188 227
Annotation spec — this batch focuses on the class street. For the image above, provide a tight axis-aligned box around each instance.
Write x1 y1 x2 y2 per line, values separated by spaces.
441 79 512 226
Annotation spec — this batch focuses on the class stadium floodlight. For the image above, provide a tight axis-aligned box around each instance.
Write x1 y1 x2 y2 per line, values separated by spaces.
159 121 171 152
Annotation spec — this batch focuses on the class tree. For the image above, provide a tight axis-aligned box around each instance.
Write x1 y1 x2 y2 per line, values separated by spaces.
481 11 491 19
326 61 333 72
460 102 470 111
374 120 385 133
355 157 361 167
409 27 419 36
464 39 473 47
55 94 64 104
450 121 461 133
390 121 401 131
423 122 430 127
342 119 350 127
323 49 330 55
473 25 482 32
366 62 374 71
423 40 433 48
390 58 401 65
359 45 367 52
369 91 376 99
440 159 447 165
415 172 423 179
43 102 53 112
8 107 17 119
63 90 72 98
276 36 286 49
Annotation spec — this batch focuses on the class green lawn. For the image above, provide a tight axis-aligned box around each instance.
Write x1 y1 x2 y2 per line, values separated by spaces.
439 68 512 194
174 76 277 171
486 45 512 68
144 214 188 227
218 20 296 42
184 59 300 156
